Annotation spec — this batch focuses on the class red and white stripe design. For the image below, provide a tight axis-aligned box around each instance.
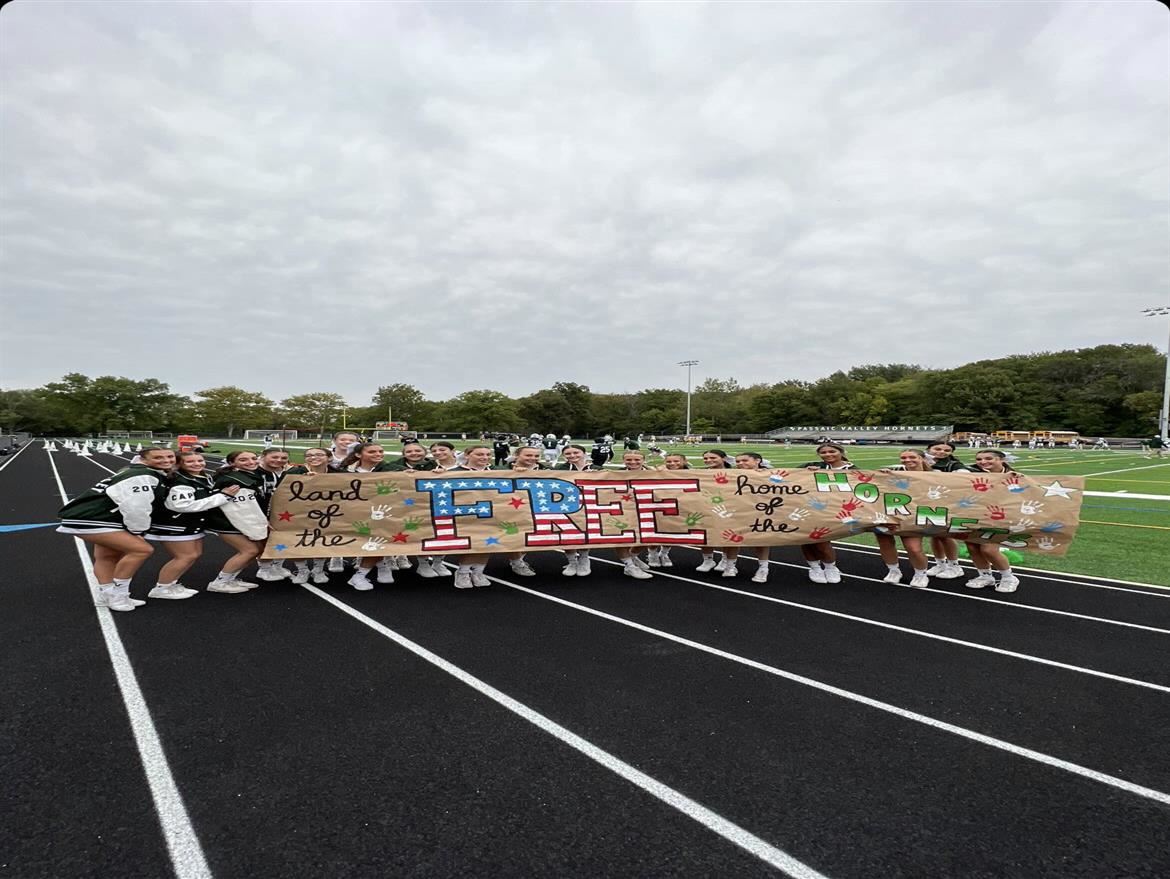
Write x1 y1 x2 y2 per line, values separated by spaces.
526 512 588 546
421 515 471 551
579 480 636 544
629 478 706 544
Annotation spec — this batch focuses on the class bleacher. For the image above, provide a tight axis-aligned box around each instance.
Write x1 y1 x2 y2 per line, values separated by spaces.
765 425 953 444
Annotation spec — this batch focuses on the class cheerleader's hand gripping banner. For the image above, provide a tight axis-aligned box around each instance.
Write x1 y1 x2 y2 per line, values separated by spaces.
261 469 1084 559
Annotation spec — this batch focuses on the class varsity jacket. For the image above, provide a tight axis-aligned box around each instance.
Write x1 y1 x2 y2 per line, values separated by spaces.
58 465 169 534
149 472 233 536
203 469 270 540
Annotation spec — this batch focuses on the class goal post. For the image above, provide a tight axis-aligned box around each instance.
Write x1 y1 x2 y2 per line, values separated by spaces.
243 429 299 440
127 430 154 439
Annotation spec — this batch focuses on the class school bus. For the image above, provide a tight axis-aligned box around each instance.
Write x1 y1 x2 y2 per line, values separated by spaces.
993 430 1032 443
1031 430 1081 446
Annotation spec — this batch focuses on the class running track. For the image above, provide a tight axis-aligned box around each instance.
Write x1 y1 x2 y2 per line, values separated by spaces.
3 444 1168 878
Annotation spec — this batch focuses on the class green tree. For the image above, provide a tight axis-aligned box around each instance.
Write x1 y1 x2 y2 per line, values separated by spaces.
442 390 523 432
190 386 275 437
42 373 183 434
278 393 347 433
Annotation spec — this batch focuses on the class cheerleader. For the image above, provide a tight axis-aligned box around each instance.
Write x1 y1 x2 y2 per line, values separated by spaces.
57 446 176 611
615 451 653 579
329 431 361 470
922 442 969 580
797 444 852 584
202 451 272 593
282 449 333 584
503 447 548 577
446 445 504 588
695 450 737 575
963 450 1021 593
555 444 599 577
339 444 398 590
383 441 438 472
254 448 293 582
876 450 932 588
428 441 462 469
145 451 243 598
651 453 691 567
733 452 773 583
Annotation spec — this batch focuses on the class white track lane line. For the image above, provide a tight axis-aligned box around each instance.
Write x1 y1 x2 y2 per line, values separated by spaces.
585 558 1170 694
823 543 1170 595
474 568 1170 807
301 584 829 879
0 440 34 473
46 450 212 879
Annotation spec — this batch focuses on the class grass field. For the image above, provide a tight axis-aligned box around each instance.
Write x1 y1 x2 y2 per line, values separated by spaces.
170 437 1170 587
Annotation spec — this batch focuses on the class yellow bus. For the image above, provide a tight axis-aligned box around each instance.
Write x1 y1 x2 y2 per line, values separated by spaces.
1031 430 1081 446
993 430 1032 443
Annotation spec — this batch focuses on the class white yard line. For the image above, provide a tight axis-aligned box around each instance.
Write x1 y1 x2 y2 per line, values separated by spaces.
0 440 34 473
1083 462 1170 478
46 450 212 879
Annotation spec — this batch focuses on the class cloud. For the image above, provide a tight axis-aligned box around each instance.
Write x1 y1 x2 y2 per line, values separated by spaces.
1 0 1166 405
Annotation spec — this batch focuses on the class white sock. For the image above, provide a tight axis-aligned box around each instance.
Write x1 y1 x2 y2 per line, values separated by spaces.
457 565 472 573
1000 567 1013 576
113 577 130 588
824 562 839 571
887 564 900 575
807 560 823 570
156 580 176 587
472 564 485 573
976 568 991 576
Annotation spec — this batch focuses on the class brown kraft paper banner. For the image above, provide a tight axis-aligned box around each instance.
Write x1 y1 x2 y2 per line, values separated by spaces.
261 469 1084 560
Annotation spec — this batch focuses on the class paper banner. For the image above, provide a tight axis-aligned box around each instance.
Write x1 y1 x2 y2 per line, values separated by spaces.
261 469 1084 559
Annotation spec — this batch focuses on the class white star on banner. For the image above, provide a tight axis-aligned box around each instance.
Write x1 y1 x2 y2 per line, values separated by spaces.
1042 481 1077 499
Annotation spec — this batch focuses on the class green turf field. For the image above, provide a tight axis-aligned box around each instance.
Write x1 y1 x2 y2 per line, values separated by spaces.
199 438 1170 586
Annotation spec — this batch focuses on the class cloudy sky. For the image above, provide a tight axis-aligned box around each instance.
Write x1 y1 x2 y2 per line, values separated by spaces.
1 0 1167 404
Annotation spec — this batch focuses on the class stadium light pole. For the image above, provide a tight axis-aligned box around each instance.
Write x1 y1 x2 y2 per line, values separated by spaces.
1142 306 1170 443
678 359 699 436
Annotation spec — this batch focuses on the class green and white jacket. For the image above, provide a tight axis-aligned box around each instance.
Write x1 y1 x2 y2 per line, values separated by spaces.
58 464 169 534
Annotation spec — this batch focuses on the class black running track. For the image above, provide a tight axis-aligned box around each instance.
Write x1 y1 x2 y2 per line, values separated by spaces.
4 444 1169 878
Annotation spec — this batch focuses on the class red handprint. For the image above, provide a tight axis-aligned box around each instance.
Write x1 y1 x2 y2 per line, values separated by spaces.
714 471 729 485
809 526 832 540
856 472 874 483
841 497 863 513
971 477 992 492
987 504 1006 521
721 529 744 543
835 510 858 522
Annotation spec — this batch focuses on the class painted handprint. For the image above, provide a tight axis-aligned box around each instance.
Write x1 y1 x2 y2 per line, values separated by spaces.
835 509 859 523
375 482 398 495
807 498 828 512
927 485 949 500
840 497 863 514
871 512 890 525
721 529 744 543
370 504 392 521
892 477 911 490
685 511 705 526
495 521 520 536
1039 521 1065 533
712 504 733 519
713 472 729 485
1020 500 1045 515
986 505 1006 521
768 469 789 483
956 496 978 509
1003 473 1025 493
971 477 992 492
613 520 630 531
809 527 832 540
401 516 423 531
1037 536 1057 551
855 472 874 483
351 520 371 536
788 508 811 522
1009 518 1037 533
710 494 724 505
361 536 388 552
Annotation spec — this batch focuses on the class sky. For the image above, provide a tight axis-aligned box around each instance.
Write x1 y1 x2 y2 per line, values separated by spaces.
1 0 1167 405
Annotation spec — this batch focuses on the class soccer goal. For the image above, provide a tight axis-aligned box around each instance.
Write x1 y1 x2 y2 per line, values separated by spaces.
108 431 130 439
243 429 300 440
127 430 154 439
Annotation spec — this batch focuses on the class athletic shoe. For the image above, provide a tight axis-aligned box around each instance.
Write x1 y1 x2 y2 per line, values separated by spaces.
807 566 827 584
393 556 412 570
561 560 577 577
713 558 727 573
647 548 662 568
721 564 738 579
348 573 374 591
633 556 651 572
936 562 965 580
925 563 948 577
233 579 259 590
290 568 310 585
326 557 345 573
659 549 673 568
375 563 395 584
147 583 196 600
454 570 474 589
696 558 717 573
170 583 198 597
416 560 438 579
206 579 249 594
823 566 842 584
909 571 930 589
574 555 591 576
430 559 452 577
966 573 995 589
97 585 137 611
310 570 330 585
509 560 537 577
883 569 903 584
751 566 769 583
256 566 289 582
995 574 1020 593
471 571 491 587
623 562 652 580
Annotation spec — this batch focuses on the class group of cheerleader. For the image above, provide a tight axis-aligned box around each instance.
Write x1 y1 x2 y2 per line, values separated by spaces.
57 434 1021 612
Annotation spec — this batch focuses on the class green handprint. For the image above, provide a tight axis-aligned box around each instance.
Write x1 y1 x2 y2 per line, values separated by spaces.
402 516 423 532
685 511 705 526
375 482 398 495
351 520 371 536
495 521 520 536
612 519 630 530
710 494 724 505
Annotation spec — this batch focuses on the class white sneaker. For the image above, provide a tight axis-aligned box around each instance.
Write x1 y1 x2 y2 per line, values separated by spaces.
823 566 842 584
696 558 717 573
623 562 652 580
97 585 137 611
659 549 673 568
909 571 930 589
883 569 903 584
995 574 1020 593
633 556 651 572
751 566 769 583
966 573 995 589
233 579 259 590
171 583 198 597
471 571 491 587
575 555 591 576
430 558 452 576
925 563 947 577
936 562 965 580
147 583 196 600
256 566 288 582
721 564 738 578
647 548 662 568
375 563 395 584
562 560 578 577
326 557 345 573
290 567 310 585
311 570 330 585
348 573 374 591
808 566 827 584
207 579 249 594
509 560 537 577
393 556 412 570
454 570 474 589
714 558 727 573
416 560 439 578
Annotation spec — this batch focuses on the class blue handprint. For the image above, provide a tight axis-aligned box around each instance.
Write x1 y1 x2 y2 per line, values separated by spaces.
892 477 911 491
1040 521 1065 533
956 496 978 509
807 498 828 512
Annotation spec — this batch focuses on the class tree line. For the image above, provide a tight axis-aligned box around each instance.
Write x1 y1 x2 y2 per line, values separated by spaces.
1 344 1163 438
